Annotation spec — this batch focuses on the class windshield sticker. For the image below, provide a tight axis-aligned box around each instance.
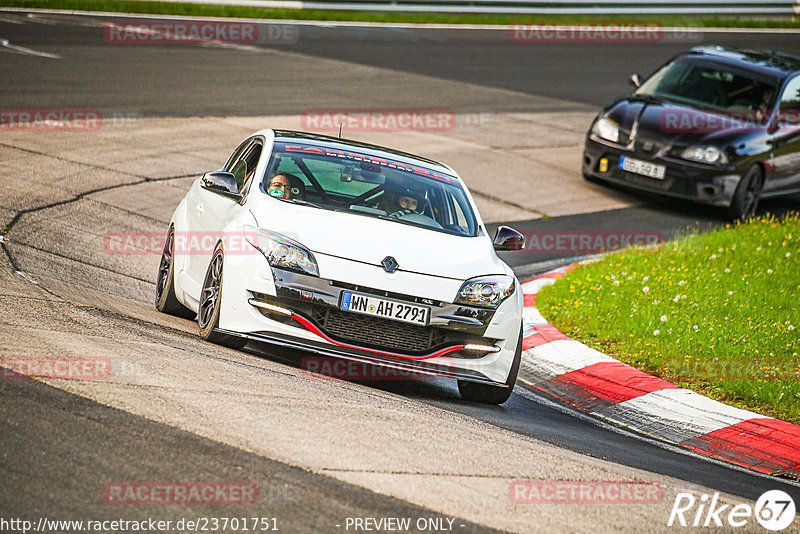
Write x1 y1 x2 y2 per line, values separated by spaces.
279 143 453 184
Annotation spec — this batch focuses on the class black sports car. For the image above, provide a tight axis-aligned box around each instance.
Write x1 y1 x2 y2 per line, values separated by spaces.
582 46 800 219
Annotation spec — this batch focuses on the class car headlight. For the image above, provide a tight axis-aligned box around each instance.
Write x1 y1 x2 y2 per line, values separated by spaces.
454 275 515 309
681 146 729 165
244 226 319 277
591 117 620 143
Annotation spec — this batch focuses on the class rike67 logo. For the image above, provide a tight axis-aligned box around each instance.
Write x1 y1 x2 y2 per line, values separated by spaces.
668 490 796 531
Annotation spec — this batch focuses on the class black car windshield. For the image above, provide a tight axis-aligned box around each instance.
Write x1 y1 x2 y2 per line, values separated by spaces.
636 58 778 113
261 141 478 237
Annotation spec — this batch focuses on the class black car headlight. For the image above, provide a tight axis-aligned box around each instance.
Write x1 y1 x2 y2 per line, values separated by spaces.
681 146 729 165
454 275 515 309
591 117 620 144
244 226 319 277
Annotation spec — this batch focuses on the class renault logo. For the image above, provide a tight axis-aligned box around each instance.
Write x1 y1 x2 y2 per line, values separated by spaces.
381 256 399 273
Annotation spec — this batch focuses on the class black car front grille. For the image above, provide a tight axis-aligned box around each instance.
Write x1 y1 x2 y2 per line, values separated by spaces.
634 137 664 155
311 306 448 353
619 170 673 191
250 290 494 356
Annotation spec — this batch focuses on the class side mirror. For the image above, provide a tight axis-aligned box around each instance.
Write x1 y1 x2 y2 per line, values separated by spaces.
767 113 780 135
493 226 525 251
628 73 643 88
201 171 241 200
767 109 800 135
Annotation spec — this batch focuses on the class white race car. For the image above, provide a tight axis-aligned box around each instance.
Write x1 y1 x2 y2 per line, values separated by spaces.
156 130 526 404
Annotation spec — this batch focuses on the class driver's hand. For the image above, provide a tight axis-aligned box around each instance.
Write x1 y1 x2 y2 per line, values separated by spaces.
389 209 413 218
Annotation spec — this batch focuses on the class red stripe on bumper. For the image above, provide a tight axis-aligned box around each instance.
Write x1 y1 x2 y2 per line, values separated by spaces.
679 418 800 474
542 361 680 411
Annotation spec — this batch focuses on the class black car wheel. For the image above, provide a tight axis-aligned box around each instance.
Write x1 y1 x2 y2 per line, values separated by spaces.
727 165 763 221
155 225 194 318
198 244 247 349
457 324 522 405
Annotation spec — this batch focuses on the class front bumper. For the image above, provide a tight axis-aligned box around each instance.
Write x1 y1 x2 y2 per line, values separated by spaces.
582 136 742 207
217 328 503 386
217 257 522 385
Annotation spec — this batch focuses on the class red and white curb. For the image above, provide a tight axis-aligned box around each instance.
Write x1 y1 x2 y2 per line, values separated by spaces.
519 265 800 479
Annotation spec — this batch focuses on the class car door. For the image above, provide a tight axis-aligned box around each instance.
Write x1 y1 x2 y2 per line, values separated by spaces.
184 138 261 291
767 75 800 194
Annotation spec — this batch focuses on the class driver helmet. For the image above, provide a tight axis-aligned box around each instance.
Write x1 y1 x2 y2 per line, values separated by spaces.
385 181 425 214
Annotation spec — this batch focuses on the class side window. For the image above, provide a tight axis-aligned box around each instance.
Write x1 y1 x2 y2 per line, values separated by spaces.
224 139 251 172
453 199 467 228
779 77 800 129
780 77 800 111
225 139 263 193
240 141 263 193
230 159 248 191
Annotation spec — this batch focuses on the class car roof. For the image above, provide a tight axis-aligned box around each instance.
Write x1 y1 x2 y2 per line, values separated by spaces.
271 129 458 178
684 46 800 80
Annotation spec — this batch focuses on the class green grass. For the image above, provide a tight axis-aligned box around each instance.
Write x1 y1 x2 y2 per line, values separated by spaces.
2 0 800 27
536 214 800 424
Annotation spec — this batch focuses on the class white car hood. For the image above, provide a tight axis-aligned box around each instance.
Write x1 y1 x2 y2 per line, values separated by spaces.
252 204 506 281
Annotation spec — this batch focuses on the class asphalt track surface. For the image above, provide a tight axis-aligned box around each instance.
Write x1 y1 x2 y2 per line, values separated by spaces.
1 12 798 221
2 12 800 532
0 374 503 534
1 13 800 114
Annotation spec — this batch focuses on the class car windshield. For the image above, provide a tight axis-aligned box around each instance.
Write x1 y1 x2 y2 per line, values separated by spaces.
636 58 778 113
262 141 478 237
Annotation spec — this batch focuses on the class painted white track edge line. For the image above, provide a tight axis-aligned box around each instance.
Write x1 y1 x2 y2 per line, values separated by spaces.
521 277 557 295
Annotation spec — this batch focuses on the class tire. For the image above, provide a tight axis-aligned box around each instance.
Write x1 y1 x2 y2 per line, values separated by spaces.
727 165 763 221
458 324 522 405
155 225 194 319
197 244 248 349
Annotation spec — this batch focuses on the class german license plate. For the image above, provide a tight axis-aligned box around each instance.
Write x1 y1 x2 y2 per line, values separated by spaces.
340 292 429 326
619 156 666 180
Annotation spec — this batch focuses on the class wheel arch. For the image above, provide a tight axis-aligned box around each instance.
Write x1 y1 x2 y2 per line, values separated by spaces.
169 198 190 276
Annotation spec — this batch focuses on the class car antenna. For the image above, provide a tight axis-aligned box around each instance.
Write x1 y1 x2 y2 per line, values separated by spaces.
338 123 343 138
